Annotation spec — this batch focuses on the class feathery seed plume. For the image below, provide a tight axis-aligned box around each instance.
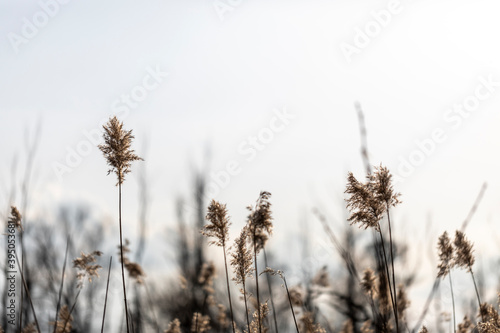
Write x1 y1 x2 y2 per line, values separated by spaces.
73 251 102 288
98 116 143 185
454 230 475 272
230 226 253 286
202 200 231 248
437 231 454 278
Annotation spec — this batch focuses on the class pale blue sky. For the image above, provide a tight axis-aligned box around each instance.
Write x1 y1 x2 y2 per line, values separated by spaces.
1 0 500 326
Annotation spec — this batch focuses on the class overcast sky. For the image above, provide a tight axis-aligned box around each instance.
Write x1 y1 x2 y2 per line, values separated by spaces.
1 0 500 326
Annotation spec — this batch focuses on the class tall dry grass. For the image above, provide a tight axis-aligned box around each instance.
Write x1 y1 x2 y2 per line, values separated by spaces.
1 115 500 333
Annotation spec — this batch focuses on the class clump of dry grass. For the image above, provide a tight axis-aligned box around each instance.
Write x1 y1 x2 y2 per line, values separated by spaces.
99 115 142 333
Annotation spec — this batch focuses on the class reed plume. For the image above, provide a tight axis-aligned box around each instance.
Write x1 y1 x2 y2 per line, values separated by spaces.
263 268 299 333
73 250 103 288
345 165 400 332
165 318 181 333
191 313 210 333
50 305 73 333
246 191 273 333
202 200 236 333
99 116 142 333
118 239 146 284
453 230 482 321
230 226 253 331
8 206 23 231
437 231 457 332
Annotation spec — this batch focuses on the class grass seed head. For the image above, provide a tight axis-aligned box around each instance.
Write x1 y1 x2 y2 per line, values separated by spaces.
345 165 400 231
454 230 475 272
8 205 23 231
437 231 454 278
98 116 142 186
247 191 273 253
230 226 253 287
202 200 231 248
73 250 102 288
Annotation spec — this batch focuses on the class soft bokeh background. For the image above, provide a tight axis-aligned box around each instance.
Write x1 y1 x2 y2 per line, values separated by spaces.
1 0 500 330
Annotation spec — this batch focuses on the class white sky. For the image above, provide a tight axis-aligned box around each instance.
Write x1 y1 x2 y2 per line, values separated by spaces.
1 0 500 328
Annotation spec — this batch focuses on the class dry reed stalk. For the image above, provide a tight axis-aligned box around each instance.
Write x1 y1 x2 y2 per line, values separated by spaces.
453 230 483 322
247 192 273 333
99 116 142 333
345 165 400 332
13 250 40 333
264 268 299 333
230 226 253 331
101 256 113 333
263 248 278 333
437 231 456 332
53 235 70 333
202 200 236 333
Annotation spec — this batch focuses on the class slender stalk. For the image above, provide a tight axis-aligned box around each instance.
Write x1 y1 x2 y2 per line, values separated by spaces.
253 239 262 333
101 256 113 333
283 276 299 333
54 235 70 333
377 224 398 332
386 209 399 332
470 270 484 322
63 288 81 332
14 250 40 333
448 273 456 333
263 249 279 333
242 279 251 331
118 183 131 333
222 246 236 333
